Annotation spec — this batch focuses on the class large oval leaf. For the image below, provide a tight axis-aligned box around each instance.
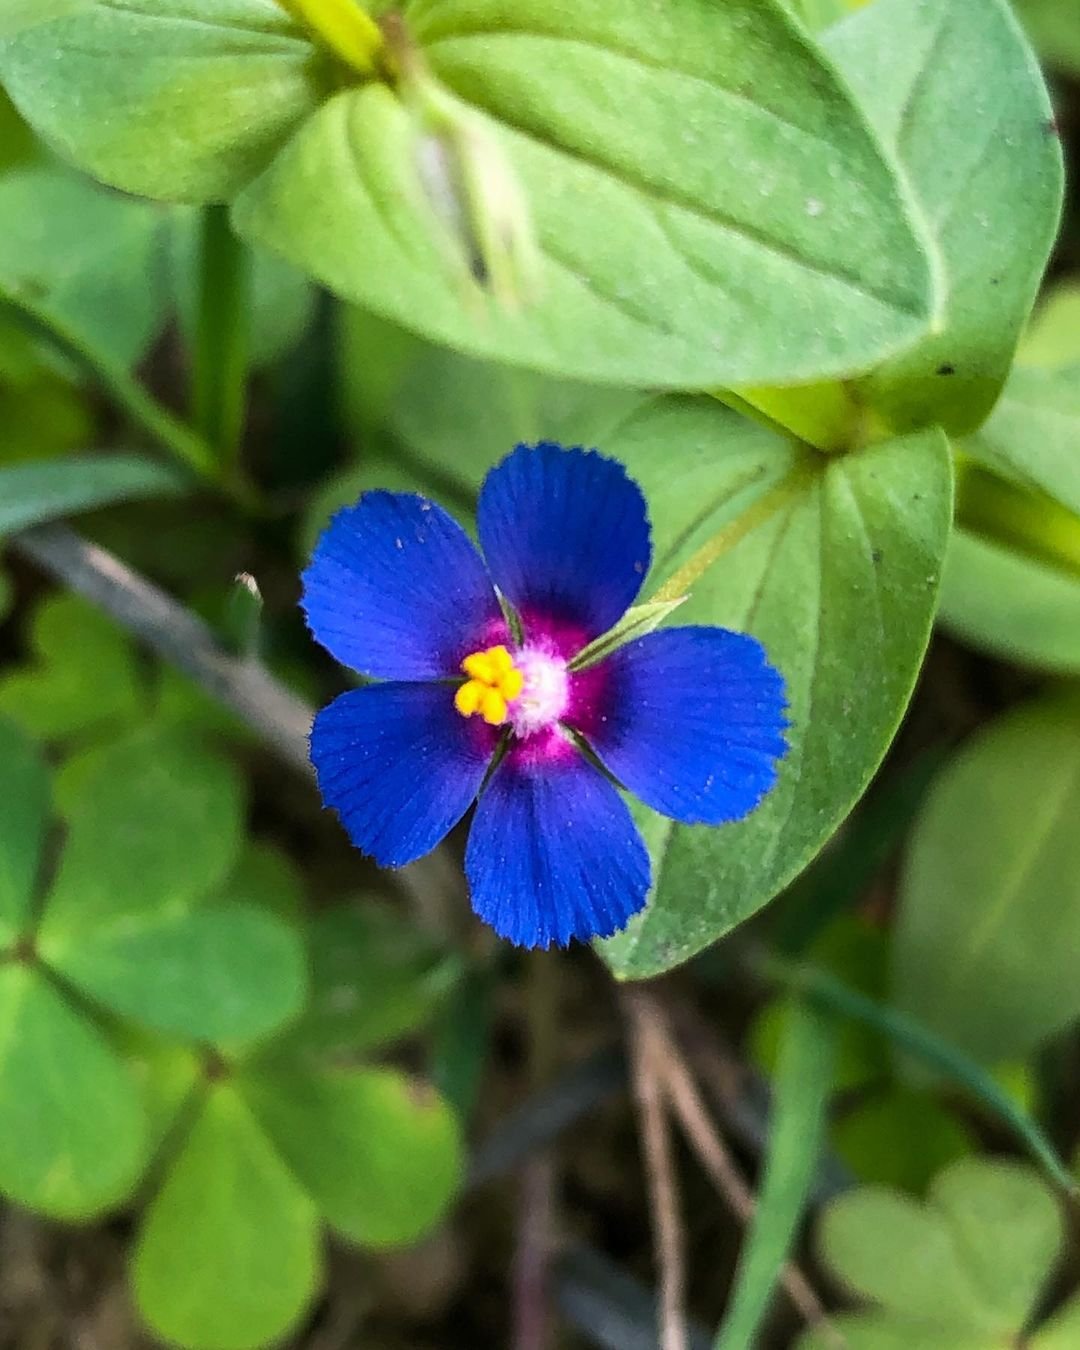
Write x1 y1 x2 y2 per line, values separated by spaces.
599 399 951 978
235 0 936 388
893 698 1080 1064
0 0 331 203
824 0 1062 435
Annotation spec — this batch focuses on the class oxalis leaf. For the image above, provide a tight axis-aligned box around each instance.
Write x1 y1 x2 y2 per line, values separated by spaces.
823 0 1062 437
598 397 952 979
233 0 936 388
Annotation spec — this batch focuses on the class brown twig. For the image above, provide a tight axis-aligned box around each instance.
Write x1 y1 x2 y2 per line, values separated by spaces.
624 990 688 1350
633 992 843 1347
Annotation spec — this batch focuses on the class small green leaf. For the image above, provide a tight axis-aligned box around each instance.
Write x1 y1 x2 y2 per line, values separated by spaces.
0 719 50 943
218 841 305 922
1032 1292 1080 1350
0 161 167 368
966 364 1080 518
714 1001 834 1350
0 594 146 741
133 1082 321 1350
815 1158 1062 1338
0 453 186 536
272 905 459 1063
236 0 936 388
598 400 951 977
0 963 146 1217
40 726 245 937
243 1064 464 1247
833 1088 975 1194
42 903 309 1046
122 1030 203 1157
825 0 1062 435
894 698 1080 1064
938 527 1080 673
570 597 688 672
0 0 331 203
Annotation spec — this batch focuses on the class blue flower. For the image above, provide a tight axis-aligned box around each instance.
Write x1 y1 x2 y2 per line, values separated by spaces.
303 443 788 949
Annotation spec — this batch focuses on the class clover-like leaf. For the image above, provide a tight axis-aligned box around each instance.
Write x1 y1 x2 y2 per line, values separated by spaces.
802 1158 1063 1348
0 593 146 741
824 0 1062 436
39 725 245 936
242 1063 464 1247
832 1088 975 1195
41 902 309 1046
0 718 49 944
0 963 146 1218
236 0 936 389
133 1081 322 1350
271 904 459 1064
599 399 951 977
893 698 1080 1065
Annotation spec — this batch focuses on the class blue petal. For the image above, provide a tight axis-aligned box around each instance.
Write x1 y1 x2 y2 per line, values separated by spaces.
464 745 651 948
311 685 495 868
302 492 503 679
477 444 651 644
581 627 788 826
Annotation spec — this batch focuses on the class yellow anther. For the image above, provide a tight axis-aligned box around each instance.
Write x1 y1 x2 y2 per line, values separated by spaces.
455 645 523 725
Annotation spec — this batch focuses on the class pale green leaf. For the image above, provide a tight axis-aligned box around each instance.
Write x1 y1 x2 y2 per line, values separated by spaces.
0 593 146 740
271 905 459 1063
42 903 309 1046
0 719 50 943
800 1314 998 1350
938 527 1080 673
598 400 951 978
0 964 146 1217
237 0 936 388
714 1002 834 1350
133 1083 321 1350
0 0 331 203
0 161 167 368
40 726 245 937
824 0 1062 435
243 1064 464 1247
0 0 90 40
0 453 186 537
894 699 1080 1063
1020 283 1080 369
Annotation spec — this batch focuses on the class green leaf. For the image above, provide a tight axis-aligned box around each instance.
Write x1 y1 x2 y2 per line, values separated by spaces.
0 0 331 203
0 594 146 740
0 161 167 368
570 596 688 672
40 726 245 937
0 0 90 42
598 400 951 978
0 719 50 943
894 698 1080 1064
783 0 866 32
714 1001 834 1350
1016 0 1080 76
0 963 146 1217
1032 1293 1080 1350
823 0 1061 436
243 1064 464 1247
833 1088 975 1194
799 1317 995 1350
814 1158 1062 1338
42 903 309 1046
937 526 1080 673
133 1082 321 1350
122 1030 203 1157
236 0 936 388
272 905 460 1063
1019 284 1080 369
0 453 186 536
965 364 1080 518
218 841 305 922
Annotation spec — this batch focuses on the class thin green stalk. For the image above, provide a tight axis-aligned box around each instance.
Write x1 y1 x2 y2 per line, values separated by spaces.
192 205 250 470
760 953 1077 1195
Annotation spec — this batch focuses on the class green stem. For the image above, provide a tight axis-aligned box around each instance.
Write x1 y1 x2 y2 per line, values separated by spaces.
759 952 1077 1195
192 205 250 471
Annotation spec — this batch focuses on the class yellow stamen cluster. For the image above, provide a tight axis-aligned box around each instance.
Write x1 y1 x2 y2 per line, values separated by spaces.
454 645 524 726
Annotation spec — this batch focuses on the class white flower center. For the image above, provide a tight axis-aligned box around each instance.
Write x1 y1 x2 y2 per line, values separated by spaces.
507 645 569 738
